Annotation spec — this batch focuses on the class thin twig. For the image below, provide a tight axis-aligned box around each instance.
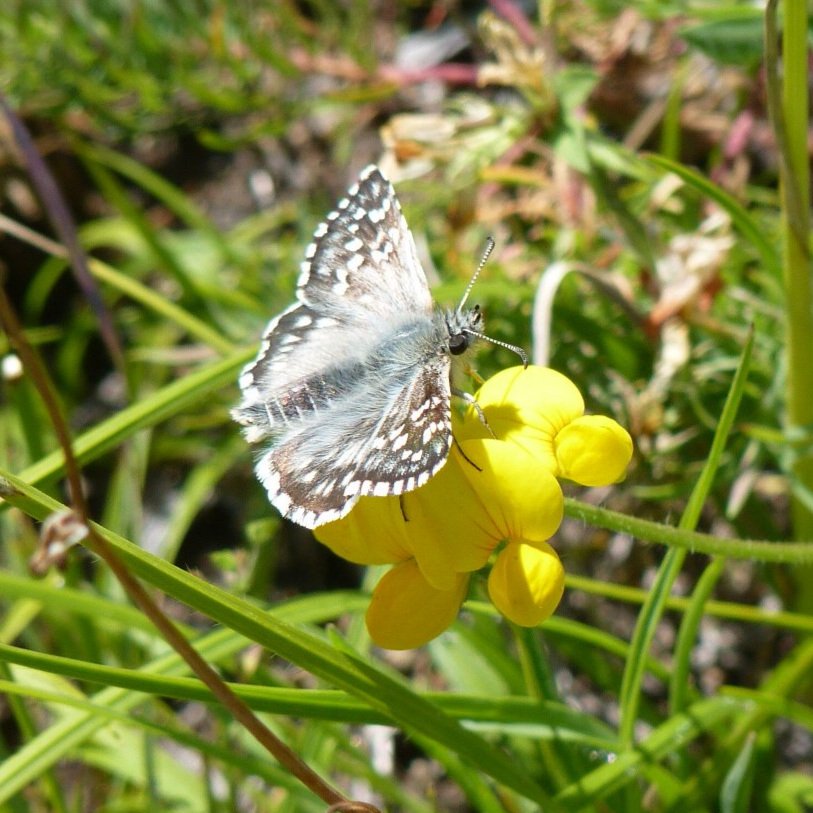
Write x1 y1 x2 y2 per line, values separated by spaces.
0 96 126 378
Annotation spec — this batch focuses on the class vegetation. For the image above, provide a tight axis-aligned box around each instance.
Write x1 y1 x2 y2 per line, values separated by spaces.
0 1 811 811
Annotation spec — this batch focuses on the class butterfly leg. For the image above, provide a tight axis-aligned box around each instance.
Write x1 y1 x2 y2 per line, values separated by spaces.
452 388 496 438
453 435 483 472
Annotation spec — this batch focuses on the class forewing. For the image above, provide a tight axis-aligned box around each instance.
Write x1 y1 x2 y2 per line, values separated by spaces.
233 301 372 442
296 165 433 317
254 356 453 528
234 165 432 443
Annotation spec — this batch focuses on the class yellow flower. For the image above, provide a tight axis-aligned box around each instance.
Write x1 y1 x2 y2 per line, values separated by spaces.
314 493 411 566
554 415 633 486
366 562 469 650
466 366 633 486
315 366 633 649
398 437 563 590
317 434 563 650
488 541 565 626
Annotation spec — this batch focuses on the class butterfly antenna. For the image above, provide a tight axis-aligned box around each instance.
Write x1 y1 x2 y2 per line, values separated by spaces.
457 237 528 367
456 236 495 316
464 329 529 368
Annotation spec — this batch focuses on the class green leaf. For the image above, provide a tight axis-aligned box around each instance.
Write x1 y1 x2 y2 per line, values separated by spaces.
554 697 748 809
680 15 765 67
720 733 757 813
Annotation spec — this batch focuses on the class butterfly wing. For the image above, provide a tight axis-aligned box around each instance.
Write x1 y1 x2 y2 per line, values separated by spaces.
234 166 455 527
233 165 432 441
295 165 433 317
254 347 453 528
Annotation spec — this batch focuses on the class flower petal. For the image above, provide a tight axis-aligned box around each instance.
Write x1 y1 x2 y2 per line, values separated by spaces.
461 366 585 471
366 561 469 650
488 540 565 627
554 415 633 486
314 496 411 565
400 439 564 588
398 449 498 588
454 439 564 543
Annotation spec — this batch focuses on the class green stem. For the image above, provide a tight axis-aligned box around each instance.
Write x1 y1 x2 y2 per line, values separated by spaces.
769 0 813 606
617 333 753 748
564 499 813 564
781 1 813 505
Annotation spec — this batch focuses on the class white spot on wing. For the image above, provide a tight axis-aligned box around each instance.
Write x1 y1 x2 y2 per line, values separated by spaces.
411 402 430 421
238 373 257 391
347 254 364 272
274 492 292 516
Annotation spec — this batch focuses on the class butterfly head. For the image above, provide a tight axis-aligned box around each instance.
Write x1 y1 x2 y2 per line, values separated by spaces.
446 305 482 356
449 238 529 367
446 303 527 366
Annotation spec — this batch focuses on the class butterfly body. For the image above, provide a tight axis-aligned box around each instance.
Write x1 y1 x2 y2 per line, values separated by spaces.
233 166 482 529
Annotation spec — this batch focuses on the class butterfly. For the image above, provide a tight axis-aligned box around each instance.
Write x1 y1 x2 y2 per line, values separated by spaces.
232 165 524 528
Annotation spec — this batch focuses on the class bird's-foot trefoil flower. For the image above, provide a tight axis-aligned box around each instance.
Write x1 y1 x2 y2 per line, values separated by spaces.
315 365 633 649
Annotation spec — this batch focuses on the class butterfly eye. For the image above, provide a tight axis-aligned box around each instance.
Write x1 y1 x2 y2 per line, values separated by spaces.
449 334 469 355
